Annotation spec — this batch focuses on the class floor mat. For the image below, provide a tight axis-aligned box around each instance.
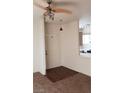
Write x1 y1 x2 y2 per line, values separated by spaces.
46 66 78 82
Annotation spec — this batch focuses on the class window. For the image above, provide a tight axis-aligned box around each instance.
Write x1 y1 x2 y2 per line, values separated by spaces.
79 24 91 55
83 34 91 45
83 34 91 52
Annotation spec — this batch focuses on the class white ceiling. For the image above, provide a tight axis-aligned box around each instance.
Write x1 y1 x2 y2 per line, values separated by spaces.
33 0 91 24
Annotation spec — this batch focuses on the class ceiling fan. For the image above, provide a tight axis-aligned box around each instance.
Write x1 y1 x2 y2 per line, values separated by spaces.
34 0 72 20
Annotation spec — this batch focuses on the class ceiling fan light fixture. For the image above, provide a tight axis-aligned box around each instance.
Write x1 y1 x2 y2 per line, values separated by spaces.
44 11 55 20
49 13 54 20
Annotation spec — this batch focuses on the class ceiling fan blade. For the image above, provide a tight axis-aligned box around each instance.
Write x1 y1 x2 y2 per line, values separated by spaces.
53 2 77 6
52 8 72 14
33 2 47 10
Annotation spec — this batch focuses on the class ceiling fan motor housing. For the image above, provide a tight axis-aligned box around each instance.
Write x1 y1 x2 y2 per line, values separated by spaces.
47 0 52 4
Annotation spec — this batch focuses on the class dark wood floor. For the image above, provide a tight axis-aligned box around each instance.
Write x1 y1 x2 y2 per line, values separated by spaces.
46 66 78 82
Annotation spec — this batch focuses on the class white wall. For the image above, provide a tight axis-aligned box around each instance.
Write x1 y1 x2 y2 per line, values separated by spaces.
45 21 91 76
60 21 91 76
33 16 46 75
